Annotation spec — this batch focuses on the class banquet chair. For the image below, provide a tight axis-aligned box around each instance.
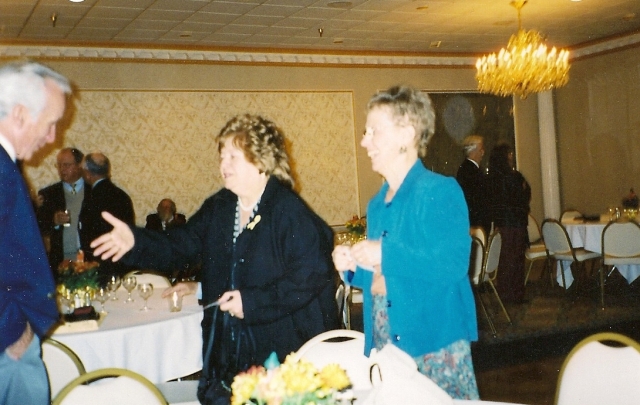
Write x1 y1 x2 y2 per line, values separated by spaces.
541 219 600 289
42 338 86 400
555 332 640 405
600 220 640 308
560 209 583 222
155 380 200 405
476 230 511 325
470 226 487 247
335 281 347 328
470 235 497 337
125 270 172 288
292 329 371 390
524 214 550 286
52 368 168 405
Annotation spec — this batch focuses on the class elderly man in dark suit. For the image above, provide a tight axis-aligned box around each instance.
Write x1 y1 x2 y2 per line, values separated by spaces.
0 61 71 405
79 152 135 279
37 147 90 276
145 198 186 232
456 135 490 233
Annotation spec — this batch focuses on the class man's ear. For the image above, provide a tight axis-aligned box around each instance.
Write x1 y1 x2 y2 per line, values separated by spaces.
10 104 28 131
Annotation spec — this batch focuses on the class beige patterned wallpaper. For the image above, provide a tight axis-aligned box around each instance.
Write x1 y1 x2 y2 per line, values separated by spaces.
24 91 359 227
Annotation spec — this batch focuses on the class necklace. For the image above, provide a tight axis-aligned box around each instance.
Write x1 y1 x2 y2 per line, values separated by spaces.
238 197 257 212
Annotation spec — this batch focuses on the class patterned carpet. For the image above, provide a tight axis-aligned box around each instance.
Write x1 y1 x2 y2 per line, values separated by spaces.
472 266 640 373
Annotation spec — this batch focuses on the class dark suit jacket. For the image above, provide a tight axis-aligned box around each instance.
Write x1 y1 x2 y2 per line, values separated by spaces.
456 158 489 231
145 213 186 232
37 181 91 273
125 176 339 366
0 149 58 352
79 178 135 278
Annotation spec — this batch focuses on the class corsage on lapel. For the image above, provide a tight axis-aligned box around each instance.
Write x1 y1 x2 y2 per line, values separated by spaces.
247 215 261 230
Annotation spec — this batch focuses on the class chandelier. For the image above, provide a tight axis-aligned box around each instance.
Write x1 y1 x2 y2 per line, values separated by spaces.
475 0 570 99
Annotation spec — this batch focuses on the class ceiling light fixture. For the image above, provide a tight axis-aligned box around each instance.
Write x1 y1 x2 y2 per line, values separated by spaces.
475 0 570 99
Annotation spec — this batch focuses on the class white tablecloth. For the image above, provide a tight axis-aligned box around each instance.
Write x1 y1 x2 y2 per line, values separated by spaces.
558 219 640 287
51 289 203 384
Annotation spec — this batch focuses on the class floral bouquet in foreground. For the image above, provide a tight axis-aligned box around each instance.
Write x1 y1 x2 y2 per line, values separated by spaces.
345 215 366 237
231 353 351 405
57 250 100 292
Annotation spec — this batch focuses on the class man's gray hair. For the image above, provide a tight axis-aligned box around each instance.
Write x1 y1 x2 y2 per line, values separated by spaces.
462 135 484 156
0 61 71 121
84 152 110 177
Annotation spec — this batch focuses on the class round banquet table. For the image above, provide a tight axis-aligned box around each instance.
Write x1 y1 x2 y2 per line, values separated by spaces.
558 218 640 287
51 288 203 384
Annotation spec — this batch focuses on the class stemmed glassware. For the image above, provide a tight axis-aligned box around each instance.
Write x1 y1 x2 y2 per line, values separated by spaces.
107 275 121 301
138 283 154 311
122 275 137 303
94 287 109 314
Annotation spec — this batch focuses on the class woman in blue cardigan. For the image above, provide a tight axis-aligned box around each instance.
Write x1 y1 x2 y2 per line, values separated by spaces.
333 85 479 399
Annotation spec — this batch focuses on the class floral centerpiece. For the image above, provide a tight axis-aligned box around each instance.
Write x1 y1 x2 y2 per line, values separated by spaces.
57 250 100 308
345 215 366 244
231 353 351 405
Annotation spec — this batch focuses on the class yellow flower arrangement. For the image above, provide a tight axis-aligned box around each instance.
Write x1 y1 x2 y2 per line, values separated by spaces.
231 354 351 405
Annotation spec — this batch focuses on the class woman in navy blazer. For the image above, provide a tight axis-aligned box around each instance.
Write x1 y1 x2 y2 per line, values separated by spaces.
333 86 479 399
91 114 339 405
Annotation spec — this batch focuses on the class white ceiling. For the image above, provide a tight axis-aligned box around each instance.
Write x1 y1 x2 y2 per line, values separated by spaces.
1 0 640 55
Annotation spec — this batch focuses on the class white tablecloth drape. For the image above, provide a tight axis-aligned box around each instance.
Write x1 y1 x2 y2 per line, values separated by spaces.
52 289 203 384
557 220 640 288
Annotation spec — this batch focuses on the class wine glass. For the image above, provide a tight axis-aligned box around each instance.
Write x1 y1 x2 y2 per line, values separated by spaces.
107 275 121 301
94 287 109 314
122 275 137 303
138 283 154 311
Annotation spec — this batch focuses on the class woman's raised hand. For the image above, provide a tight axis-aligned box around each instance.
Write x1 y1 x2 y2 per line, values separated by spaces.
90 211 135 262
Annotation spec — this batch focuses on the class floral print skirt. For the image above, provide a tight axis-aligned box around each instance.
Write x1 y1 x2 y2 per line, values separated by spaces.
372 294 480 400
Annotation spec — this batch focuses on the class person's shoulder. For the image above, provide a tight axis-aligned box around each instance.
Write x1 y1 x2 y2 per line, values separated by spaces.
39 181 62 195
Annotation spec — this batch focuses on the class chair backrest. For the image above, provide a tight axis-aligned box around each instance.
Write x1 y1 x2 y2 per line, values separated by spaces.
602 220 640 258
42 338 86 399
52 368 168 405
555 332 640 405
470 236 485 285
125 270 172 288
527 214 542 244
292 329 371 390
470 226 487 247
482 231 502 282
541 219 574 256
335 282 346 325
560 209 583 222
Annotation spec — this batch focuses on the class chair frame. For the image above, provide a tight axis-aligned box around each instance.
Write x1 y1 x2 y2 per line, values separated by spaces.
524 214 551 286
472 230 511 337
600 219 640 308
541 218 600 290
470 235 497 337
52 368 168 405
292 329 364 362
555 332 640 405
42 338 86 399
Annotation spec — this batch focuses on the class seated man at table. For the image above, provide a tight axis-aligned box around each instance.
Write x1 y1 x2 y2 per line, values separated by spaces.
145 198 186 232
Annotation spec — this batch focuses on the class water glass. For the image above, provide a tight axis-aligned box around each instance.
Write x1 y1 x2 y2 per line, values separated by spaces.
138 283 154 311
123 275 137 303
168 291 182 312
